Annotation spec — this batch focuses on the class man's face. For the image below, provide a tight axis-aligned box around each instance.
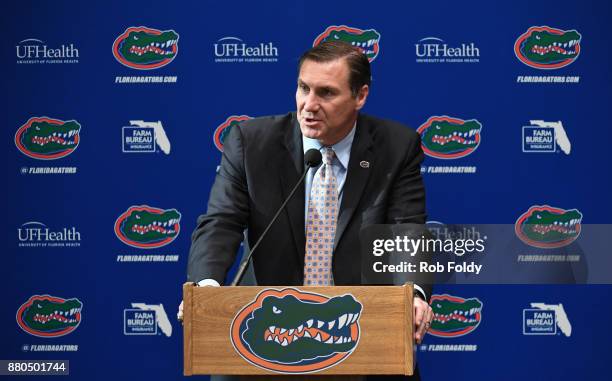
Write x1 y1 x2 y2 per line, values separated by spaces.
296 58 368 146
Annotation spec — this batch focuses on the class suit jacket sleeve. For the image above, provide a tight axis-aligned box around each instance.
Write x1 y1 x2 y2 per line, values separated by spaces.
386 129 427 225
187 124 249 284
385 128 432 299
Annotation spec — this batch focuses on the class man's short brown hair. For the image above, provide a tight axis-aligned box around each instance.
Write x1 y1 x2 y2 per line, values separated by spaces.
298 41 371 97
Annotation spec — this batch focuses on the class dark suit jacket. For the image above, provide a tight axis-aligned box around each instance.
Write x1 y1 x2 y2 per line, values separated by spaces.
188 112 428 297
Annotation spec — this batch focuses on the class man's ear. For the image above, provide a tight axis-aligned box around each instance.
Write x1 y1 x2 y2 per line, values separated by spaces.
355 84 369 111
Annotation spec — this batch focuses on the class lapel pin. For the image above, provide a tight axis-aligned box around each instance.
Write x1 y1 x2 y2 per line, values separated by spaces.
360 161 370 168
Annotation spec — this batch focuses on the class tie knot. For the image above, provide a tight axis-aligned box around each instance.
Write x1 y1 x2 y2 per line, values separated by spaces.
323 147 335 165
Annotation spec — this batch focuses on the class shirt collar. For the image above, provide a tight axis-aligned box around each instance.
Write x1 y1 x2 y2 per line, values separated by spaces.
302 122 356 170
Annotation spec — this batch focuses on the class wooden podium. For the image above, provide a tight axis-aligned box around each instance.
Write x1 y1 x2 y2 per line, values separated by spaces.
183 283 414 378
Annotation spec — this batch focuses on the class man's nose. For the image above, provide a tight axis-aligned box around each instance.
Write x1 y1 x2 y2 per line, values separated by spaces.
303 92 319 112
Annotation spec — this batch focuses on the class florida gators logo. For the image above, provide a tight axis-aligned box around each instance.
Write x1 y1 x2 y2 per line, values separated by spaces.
514 26 581 69
230 288 363 374
114 205 181 249
515 205 582 248
112 26 179 70
313 25 381 62
15 117 81 160
428 294 482 338
213 115 252 152
417 116 482 159
16 295 82 338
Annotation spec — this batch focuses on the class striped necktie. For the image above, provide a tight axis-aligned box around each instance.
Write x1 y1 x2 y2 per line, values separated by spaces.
304 147 338 286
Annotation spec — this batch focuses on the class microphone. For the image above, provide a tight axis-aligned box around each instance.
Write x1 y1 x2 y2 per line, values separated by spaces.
230 148 322 286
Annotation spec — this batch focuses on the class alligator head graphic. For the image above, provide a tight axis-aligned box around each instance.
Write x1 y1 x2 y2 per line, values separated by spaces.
515 205 583 248
114 205 181 248
16 295 82 337
313 25 381 62
15 117 81 160
417 116 482 159
514 26 581 69
113 26 179 69
428 294 482 337
213 115 252 152
231 288 363 373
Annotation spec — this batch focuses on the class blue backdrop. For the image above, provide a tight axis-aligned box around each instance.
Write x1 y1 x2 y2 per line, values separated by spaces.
3 0 611 380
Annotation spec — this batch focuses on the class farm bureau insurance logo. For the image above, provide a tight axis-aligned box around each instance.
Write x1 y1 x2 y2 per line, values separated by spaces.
122 120 171 154
523 302 571 337
114 205 181 249
418 116 481 174
16 295 82 337
16 38 79 64
522 120 571 154
124 303 172 337
415 37 479 63
15 117 80 160
428 294 482 338
214 37 278 63
231 288 362 374
313 25 380 62
18 221 81 248
515 205 583 249
214 115 252 151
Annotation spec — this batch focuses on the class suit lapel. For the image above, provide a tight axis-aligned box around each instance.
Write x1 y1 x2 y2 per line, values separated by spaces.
334 115 373 250
280 114 306 266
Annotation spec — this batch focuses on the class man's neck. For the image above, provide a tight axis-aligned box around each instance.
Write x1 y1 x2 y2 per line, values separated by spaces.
318 117 358 146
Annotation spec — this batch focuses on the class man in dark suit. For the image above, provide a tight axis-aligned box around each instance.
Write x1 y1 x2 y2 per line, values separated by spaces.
181 41 433 378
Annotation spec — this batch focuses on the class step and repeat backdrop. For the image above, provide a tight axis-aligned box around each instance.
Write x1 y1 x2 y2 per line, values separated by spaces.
3 0 611 380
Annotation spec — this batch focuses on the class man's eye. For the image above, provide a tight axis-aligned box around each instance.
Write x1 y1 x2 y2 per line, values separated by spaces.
299 84 309 92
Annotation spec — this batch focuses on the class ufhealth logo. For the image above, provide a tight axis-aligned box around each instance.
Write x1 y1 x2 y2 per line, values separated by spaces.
16 38 79 64
113 26 179 69
114 205 181 249
514 26 581 69
214 115 252 152
231 288 362 374
214 37 278 63
415 37 480 63
313 26 381 62
417 116 482 159
523 303 571 337
522 120 571 154
515 205 582 249
15 117 81 160
124 303 172 337
18 221 81 248
122 120 171 154
16 295 82 338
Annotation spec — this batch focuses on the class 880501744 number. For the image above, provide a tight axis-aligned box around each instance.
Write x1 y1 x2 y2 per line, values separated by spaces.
1 360 69 375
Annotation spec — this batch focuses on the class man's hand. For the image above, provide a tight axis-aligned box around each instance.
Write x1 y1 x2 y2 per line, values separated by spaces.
177 300 184 325
414 296 433 344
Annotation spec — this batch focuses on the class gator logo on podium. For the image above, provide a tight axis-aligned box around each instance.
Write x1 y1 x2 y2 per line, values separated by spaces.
15 117 81 160
417 116 482 159
112 26 179 69
231 288 363 374
213 115 252 152
114 205 181 248
428 294 482 337
515 205 582 249
313 25 381 62
16 295 82 337
514 26 581 69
